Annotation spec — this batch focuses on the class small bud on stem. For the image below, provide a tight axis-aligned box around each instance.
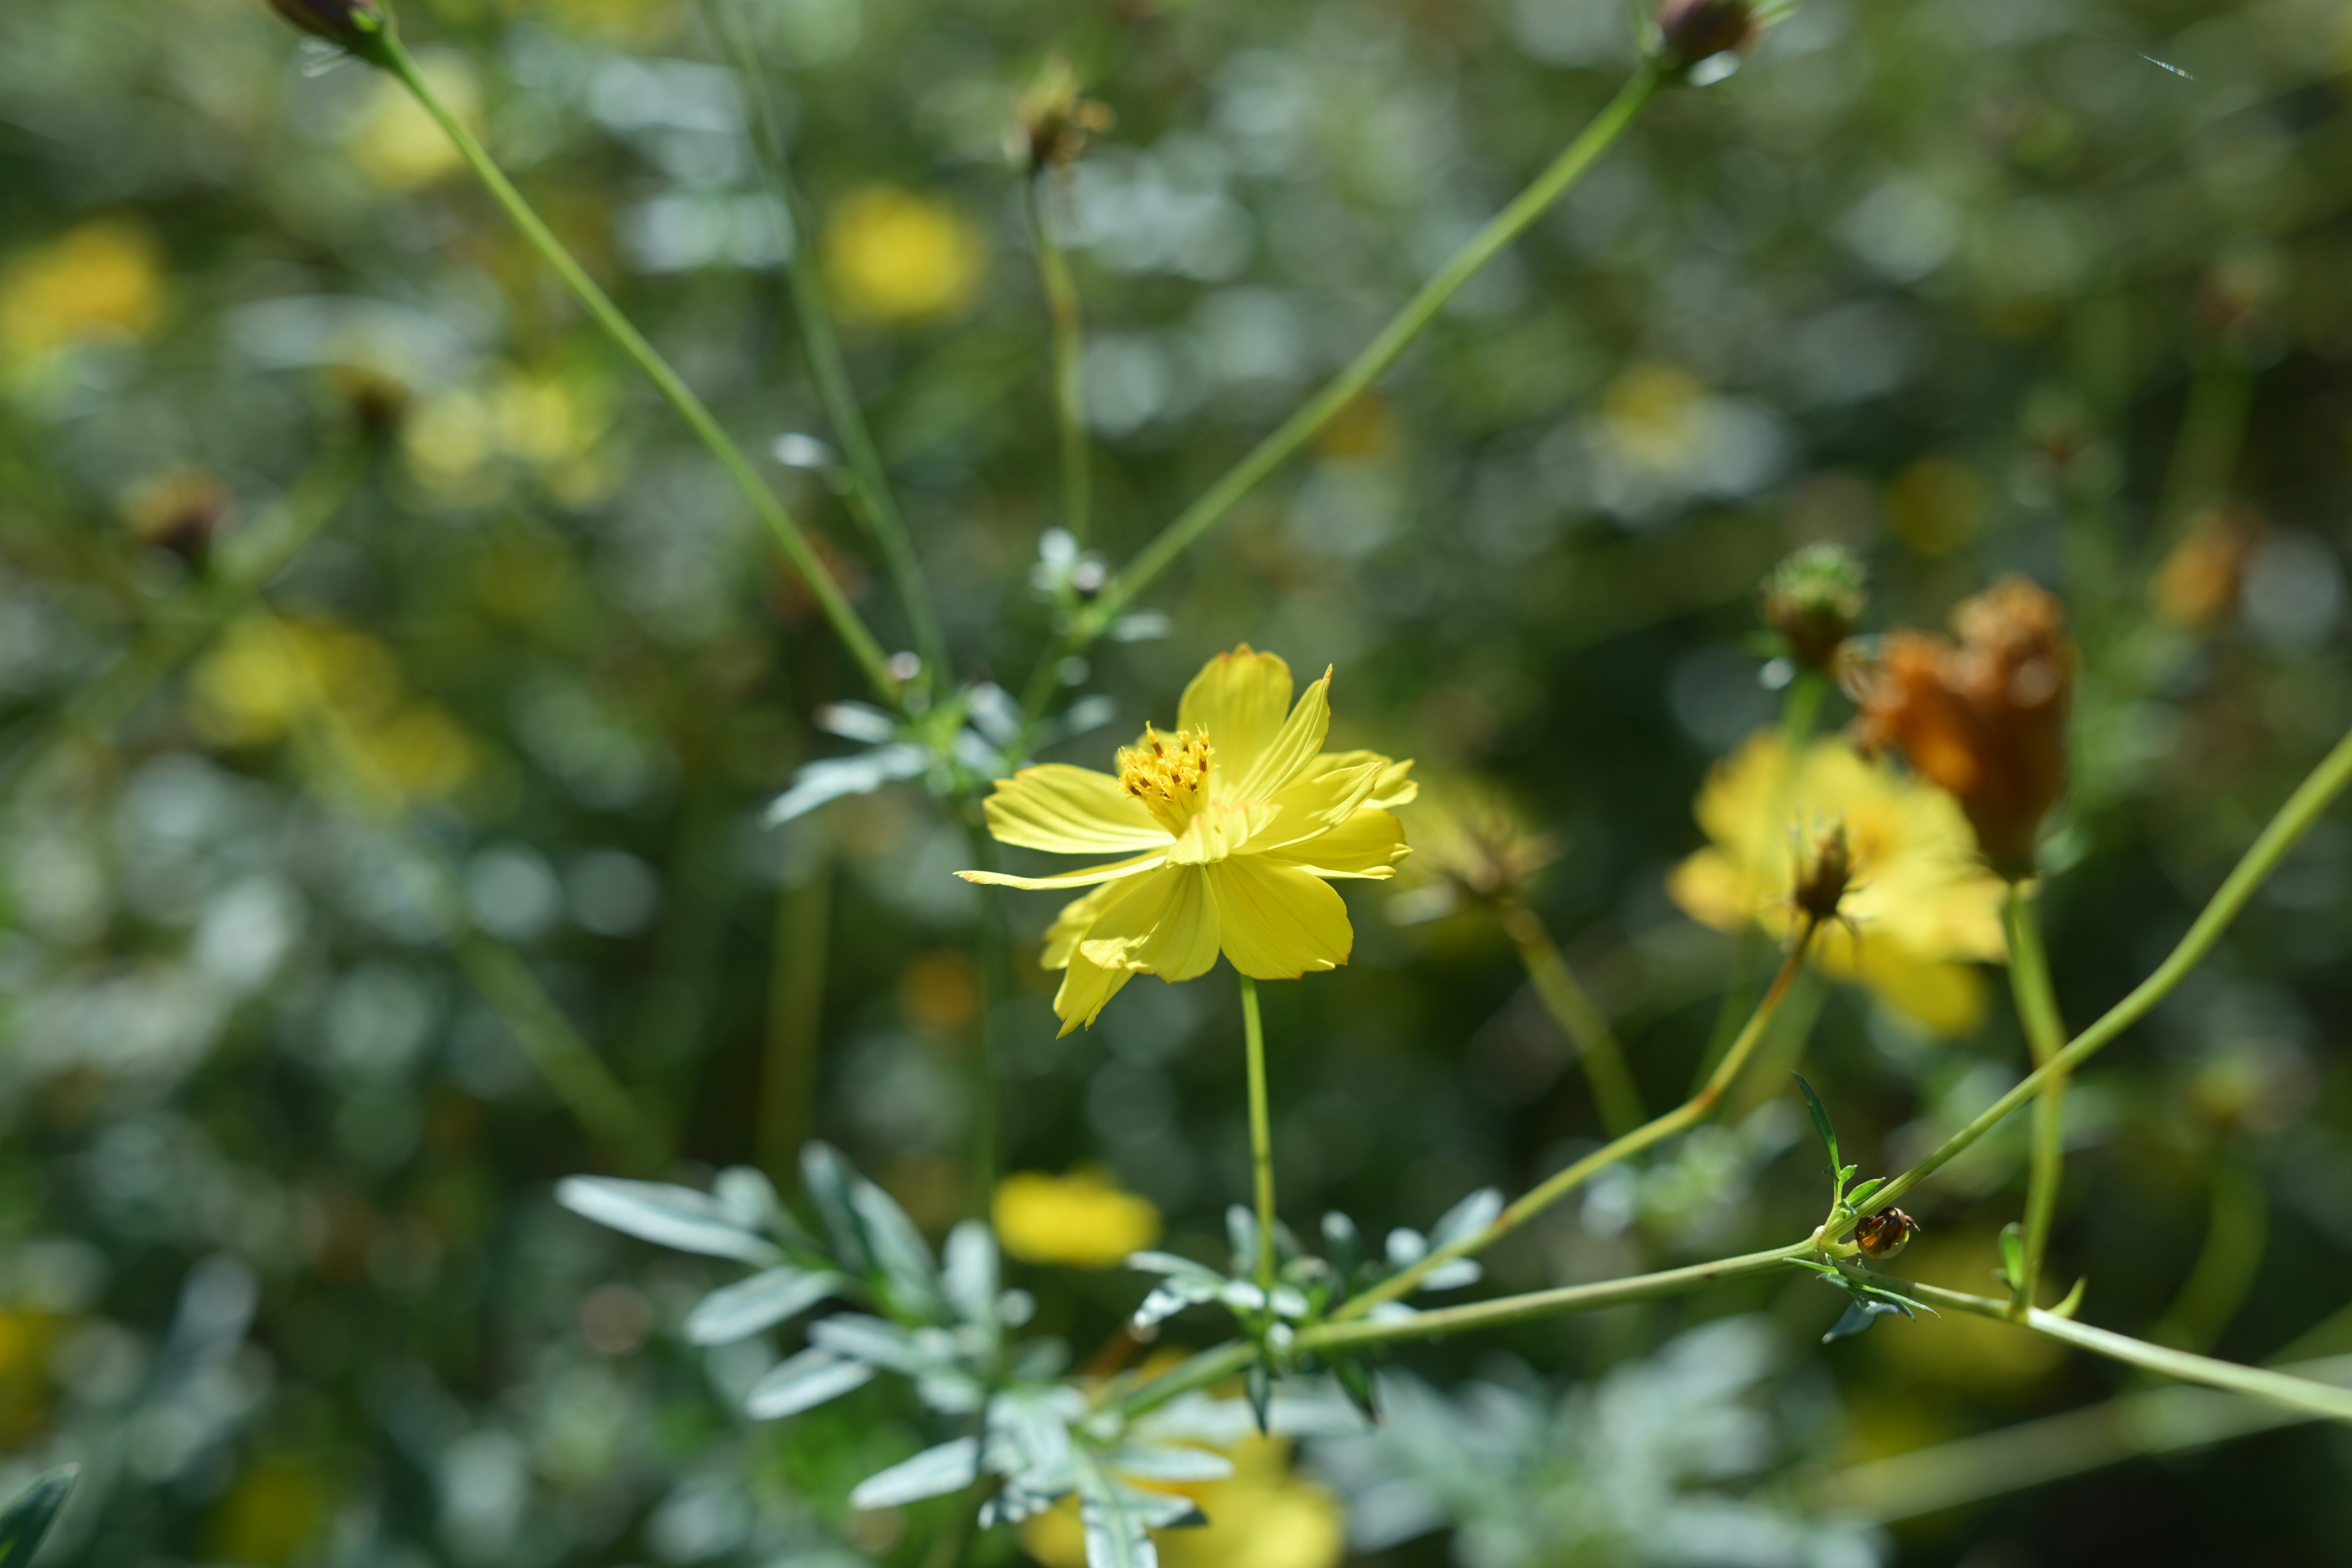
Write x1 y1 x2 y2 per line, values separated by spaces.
1653 0 1762 75
1011 56 1114 176
268 0 391 62
1761 543 1867 671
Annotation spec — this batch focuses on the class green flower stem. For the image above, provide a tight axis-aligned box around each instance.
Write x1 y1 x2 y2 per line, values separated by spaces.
1020 64 1665 718
262 615 666 1166
964 826 1011 1204
761 845 832 1181
1240 973 1276 1292
1025 175 1091 546
2151 1157 2268 1354
377 34 902 706
1496 900 1645 1137
1341 920 1819 1319
695 0 949 687
1109 1243 1808 1421
1826 1351 2352 1525
1906 1281 2352 1427
1856 720 2352 1224
2005 883 2068 1313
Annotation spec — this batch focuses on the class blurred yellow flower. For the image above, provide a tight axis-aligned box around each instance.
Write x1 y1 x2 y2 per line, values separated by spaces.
403 364 619 506
1667 730 2007 1035
993 1169 1161 1267
1020 1436 1345 1568
1601 360 1706 469
189 617 481 803
959 646 1415 1035
1389 774 1557 921
823 186 986 323
0 220 165 360
350 56 477 190
208 1455 335 1568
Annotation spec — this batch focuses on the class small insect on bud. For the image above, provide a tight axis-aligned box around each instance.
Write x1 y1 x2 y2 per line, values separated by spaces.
1010 56 1114 176
1851 576 2073 881
1853 1208 1920 1260
1761 543 1867 672
1653 0 1762 74
1789 818 1853 927
268 0 390 58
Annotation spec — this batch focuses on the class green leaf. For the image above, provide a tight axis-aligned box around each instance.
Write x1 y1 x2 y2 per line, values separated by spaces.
1333 1356 1381 1423
849 1436 981 1509
1846 1177 1885 1210
850 1177 946 1320
744 1347 876 1419
799 1144 871 1273
1999 1221 2026 1295
1246 1360 1273 1436
1792 1072 1839 1176
556 1177 780 1262
2052 1276 2089 1319
0 1468 75 1568
683 1265 844 1344
1822 1299 1896 1343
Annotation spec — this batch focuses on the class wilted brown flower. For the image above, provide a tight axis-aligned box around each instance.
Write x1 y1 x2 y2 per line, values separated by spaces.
1851 576 2073 880
1789 817 1853 927
1654 0 1762 72
1011 56 1114 175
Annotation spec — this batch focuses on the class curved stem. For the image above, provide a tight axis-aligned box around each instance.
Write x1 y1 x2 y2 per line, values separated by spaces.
1026 175 1091 546
1497 900 1644 1137
2005 884 2068 1311
1343 919 1818 1318
1857 721 2352 1223
1020 65 1664 717
377 35 902 706
1240 973 1276 1292
696 0 949 687
964 826 1010 1205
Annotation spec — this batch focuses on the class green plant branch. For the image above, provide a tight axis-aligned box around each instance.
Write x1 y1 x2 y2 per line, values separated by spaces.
2005 883 2068 1313
1855 720 2352 1223
1496 899 1644 1137
1240 973 1277 1292
1340 919 1819 1318
1018 64 1664 718
2152 1157 2267 1354
761 842 832 1182
1025 175 1091 546
1905 1281 2352 1426
963 826 1011 1205
695 0 949 687
376 34 902 706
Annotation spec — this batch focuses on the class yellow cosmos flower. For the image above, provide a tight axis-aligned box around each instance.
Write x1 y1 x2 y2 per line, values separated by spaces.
959 646 1414 1036
823 186 986 323
992 1169 1162 1268
1667 730 2007 1036
0 220 165 361
1020 1435 1344 1568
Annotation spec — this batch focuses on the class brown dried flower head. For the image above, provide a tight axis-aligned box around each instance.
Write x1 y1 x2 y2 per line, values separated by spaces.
1012 56 1114 175
1654 0 1762 73
127 471 233 570
1789 816 1853 927
1851 576 2073 880
268 0 389 55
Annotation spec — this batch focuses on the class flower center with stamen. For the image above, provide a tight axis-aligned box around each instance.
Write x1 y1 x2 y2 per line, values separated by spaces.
1117 726 1213 834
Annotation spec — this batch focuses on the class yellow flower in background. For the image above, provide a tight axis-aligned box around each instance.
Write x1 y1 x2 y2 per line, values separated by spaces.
1388 775 1558 922
1667 730 2007 1036
189 617 481 804
350 56 477 190
823 186 986 323
0 220 165 360
1601 360 1706 470
993 1169 1161 1267
959 646 1415 1035
1020 1436 1345 1568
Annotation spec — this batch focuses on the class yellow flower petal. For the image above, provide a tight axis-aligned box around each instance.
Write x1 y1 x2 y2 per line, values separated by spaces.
1208 859 1352 979
958 852 1167 891
1835 933 1989 1036
1178 645 1294 788
993 1170 1163 1267
1665 846 1764 933
1077 866 1221 981
1245 758 1384 853
1042 884 1119 970
1227 668 1332 799
1261 809 1408 879
1053 952 1134 1036
982 764 1169 854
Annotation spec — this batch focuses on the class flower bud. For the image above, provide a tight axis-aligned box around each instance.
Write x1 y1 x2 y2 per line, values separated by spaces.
1851 576 2073 880
1789 818 1852 926
1654 0 1761 73
1010 56 1114 176
127 471 233 571
1760 543 1866 671
268 0 390 57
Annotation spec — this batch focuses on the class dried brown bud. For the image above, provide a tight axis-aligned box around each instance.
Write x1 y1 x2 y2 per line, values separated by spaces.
268 0 389 57
1851 576 2073 880
127 472 233 570
1011 56 1114 175
1761 543 1867 670
1790 818 1853 925
1654 0 1762 72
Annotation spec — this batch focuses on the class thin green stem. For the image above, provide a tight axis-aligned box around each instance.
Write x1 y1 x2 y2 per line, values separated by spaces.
1907 1281 2352 1427
1343 920 1818 1318
965 826 1010 1205
696 0 949 687
1240 973 1276 1292
2152 1158 2267 1354
1497 900 1644 1137
377 34 901 706
1020 64 1664 717
1856 720 2352 1223
761 846 832 1182
2005 884 2068 1313
1026 176 1090 545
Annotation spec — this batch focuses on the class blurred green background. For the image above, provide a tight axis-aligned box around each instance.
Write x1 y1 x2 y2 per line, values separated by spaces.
7 0 2352 1563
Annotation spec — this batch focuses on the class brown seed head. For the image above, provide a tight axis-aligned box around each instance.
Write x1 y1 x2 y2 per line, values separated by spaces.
1654 0 1762 72
1011 56 1114 175
127 472 233 570
1790 817 1853 926
1850 576 2073 880
268 0 388 53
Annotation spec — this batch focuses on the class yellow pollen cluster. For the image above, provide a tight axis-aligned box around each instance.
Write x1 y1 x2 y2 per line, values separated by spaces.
1117 726 1213 831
